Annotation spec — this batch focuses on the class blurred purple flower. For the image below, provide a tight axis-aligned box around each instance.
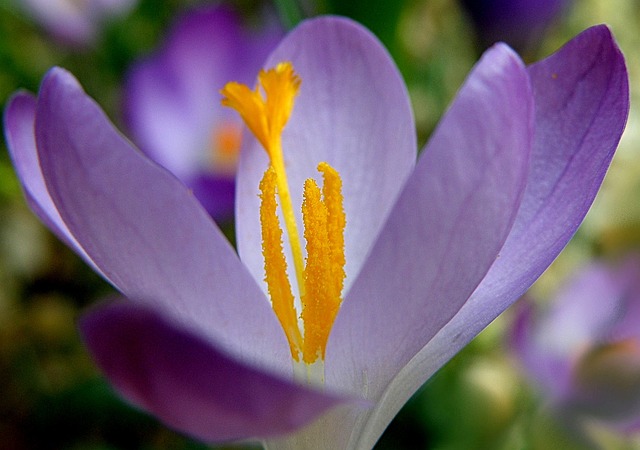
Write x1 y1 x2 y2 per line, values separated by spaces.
459 0 566 53
124 6 281 221
513 256 640 433
17 0 137 46
3 15 628 449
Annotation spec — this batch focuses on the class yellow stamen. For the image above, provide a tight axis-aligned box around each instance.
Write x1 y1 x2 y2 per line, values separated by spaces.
301 170 346 363
222 63 347 375
259 167 302 361
319 162 346 294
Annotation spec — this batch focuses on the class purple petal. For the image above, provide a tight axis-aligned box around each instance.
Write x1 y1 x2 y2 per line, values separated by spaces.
331 42 532 395
513 256 640 404
34 67 289 373
235 17 417 295
20 0 96 45
20 0 136 46
188 174 236 223
510 299 575 400
532 262 634 354
556 258 640 430
329 43 533 449
3 91 105 277
388 23 628 434
80 301 346 442
124 6 280 181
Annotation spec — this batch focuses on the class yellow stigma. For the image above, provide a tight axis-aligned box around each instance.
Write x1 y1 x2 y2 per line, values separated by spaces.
220 62 300 154
221 63 346 373
221 62 305 295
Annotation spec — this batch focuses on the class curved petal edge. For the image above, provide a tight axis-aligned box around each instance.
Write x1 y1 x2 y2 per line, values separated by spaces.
364 23 628 450
80 301 348 442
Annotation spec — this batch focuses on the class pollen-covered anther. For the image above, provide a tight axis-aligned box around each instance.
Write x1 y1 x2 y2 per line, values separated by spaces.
319 162 346 293
301 164 346 364
259 167 302 361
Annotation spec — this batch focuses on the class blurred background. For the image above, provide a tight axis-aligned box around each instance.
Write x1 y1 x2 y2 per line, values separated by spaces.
1 0 640 448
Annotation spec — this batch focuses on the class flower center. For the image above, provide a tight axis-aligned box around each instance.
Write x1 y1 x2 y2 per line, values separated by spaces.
221 62 346 382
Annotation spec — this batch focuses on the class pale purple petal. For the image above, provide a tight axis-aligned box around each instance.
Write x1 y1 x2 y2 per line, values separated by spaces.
326 42 533 449
34 67 289 374
20 0 96 44
124 6 280 180
20 0 136 46
125 6 280 221
236 17 417 295
3 91 105 277
511 300 575 400
383 25 628 442
80 301 346 442
529 262 633 358
513 256 640 423
559 259 640 430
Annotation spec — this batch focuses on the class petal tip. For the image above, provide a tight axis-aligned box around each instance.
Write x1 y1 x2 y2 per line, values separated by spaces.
40 66 84 98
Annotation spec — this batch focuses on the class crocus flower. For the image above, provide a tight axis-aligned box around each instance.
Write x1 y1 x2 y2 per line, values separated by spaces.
124 5 281 221
459 0 567 53
16 0 137 46
512 256 640 433
3 15 628 449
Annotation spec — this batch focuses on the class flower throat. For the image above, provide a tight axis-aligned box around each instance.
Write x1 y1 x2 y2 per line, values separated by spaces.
221 62 346 382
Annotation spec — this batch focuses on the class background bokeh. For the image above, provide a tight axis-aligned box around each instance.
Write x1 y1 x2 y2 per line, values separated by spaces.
1 0 639 448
